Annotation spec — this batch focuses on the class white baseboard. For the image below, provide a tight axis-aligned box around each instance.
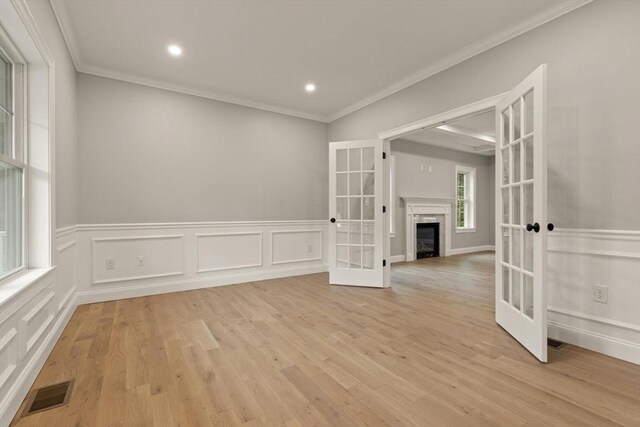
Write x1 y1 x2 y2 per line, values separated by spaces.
0 294 78 427
448 245 495 256
78 264 328 304
390 255 406 263
548 320 639 364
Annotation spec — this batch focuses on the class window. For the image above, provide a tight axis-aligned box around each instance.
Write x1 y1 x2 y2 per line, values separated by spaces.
0 45 24 279
455 165 475 231
389 154 396 237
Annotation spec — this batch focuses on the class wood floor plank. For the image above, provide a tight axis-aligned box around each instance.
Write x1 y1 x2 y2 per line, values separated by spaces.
11 253 640 426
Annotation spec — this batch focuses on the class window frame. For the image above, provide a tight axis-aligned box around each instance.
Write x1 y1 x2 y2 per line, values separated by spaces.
389 154 396 237
0 27 27 282
455 165 476 232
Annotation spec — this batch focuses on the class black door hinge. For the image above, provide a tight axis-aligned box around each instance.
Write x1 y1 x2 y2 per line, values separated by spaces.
383 206 386 213
383 260 387 267
382 152 386 159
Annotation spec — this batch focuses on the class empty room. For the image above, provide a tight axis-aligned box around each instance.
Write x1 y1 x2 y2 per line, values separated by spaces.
1 0 639 426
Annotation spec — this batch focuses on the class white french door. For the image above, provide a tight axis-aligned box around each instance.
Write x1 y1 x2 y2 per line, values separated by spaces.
329 140 385 287
496 65 548 362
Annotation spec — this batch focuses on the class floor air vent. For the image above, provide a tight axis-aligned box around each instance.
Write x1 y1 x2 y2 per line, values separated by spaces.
22 379 74 416
547 338 565 349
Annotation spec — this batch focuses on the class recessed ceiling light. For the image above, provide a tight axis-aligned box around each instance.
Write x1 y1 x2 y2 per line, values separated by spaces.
168 45 182 56
305 83 316 92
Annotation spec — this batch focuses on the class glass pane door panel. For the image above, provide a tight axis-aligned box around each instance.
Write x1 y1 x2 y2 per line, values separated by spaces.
350 197 361 220
524 90 534 135
512 187 521 225
524 231 534 273
502 149 510 184
349 173 361 195
363 197 375 220
502 109 510 146
502 228 510 263
349 246 362 269
363 247 375 269
362 222 374 244
336 198 348 220
502 266 510 302
513 99 522 141
512 229 521 268
524 137 534 180
363 173 374 195
362 147 375 171
502 188 510 223
337 246 348 268
349 221 361 244
524 275 534 319
513 143 521 183
336 149 348 171
524 184 534 224
336 222 348 244
512 271 521 310
349 148 361 171
337 174 348 195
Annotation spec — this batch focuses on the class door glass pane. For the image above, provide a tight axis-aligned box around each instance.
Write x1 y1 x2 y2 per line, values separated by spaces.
0 111 12 157
512 271 521 310
502 227 510 263
512 143 521 183
512 229 521 268
362 172 374 195
524 183 534 225
337 174 348 196
524 275 534 319
336 222 348 244
0 162 22 276
336 198 348 220
349 148 361 171
524 90 533 135
363 246 374 270
502 188 509 224
363 197 374 220
337 246 348 268
524 136 534 180
362 222 374 244
502 266 510 303
349 173 361 195
349 246 362 269
501 148 510 184
336 149 348 172
502 108 510 146
513 99 521 141
524 231 533 273
349 221 361 244
362 147 375 171
349 197 361 220
512 187 521 225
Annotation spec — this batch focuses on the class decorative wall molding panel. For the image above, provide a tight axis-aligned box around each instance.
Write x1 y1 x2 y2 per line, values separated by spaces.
196 232 264 273
271 229 323 265
547 228 640 364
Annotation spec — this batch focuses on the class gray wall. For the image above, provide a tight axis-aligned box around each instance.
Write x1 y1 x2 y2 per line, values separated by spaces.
26 0 78 228
77 74 328 223
329 0 640 231
391 140 495 256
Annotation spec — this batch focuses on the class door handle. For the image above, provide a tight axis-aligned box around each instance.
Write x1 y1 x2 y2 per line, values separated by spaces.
330 218 336 223
526 223 540 233
547 223 554 231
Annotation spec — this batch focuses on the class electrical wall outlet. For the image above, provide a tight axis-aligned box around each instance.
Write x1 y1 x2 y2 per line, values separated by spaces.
137 256 145 267
593 285 608 304
105 258 115 270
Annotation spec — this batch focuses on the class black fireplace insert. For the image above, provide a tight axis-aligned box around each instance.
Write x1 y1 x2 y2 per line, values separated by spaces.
416 223 440 259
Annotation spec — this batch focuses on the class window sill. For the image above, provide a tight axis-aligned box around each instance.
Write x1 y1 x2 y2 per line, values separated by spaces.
455 228 476 233
0 267 56 307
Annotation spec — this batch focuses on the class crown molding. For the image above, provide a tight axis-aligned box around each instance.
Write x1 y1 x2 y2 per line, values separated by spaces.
326 0 593 122
50 0 592 125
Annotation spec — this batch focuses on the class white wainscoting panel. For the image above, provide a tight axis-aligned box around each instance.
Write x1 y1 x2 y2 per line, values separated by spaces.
197 232 263 273
271 230 323 265
548 228 640 364
91 234 185 284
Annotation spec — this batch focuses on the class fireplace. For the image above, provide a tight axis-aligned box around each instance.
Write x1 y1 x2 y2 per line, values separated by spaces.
416 223 440 258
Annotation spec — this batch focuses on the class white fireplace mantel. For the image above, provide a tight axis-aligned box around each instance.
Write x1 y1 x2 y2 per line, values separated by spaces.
401 197 452 262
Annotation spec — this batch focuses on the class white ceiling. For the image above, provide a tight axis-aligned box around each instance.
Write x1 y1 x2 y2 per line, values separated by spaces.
50 0 589 122
403 110 496 156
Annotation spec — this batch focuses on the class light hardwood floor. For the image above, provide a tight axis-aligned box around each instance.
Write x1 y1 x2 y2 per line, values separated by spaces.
12 252 640 426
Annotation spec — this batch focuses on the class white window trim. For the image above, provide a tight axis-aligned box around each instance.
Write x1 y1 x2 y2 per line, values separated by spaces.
455 165 476 232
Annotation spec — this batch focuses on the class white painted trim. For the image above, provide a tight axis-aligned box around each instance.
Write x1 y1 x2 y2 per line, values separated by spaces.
547 248 639 260
548 306 640 333
74 220 326 232
448 245 495 256
331 0 592 122
379 93 507 141
195 231 264 273
91 234 185 285
49 0 591 124
553 228 640 240
77 264 328 305
55 239 76 253
402 201 452 262
55 225 77 238
0 293 77 427
548 321 639 365
390 254 406 264
0 328 18 390
270 229 323 266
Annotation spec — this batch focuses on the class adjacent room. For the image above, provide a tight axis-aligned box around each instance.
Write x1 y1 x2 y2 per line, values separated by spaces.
1 0 638 426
